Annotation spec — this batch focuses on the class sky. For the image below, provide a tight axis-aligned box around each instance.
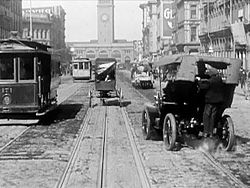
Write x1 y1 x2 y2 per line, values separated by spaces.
22 0 145 42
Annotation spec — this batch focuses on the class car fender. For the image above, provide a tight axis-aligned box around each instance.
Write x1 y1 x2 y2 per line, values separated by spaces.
143 103 160 126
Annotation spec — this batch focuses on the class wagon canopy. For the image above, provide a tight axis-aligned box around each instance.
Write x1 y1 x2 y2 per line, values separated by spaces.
155 54 242 84
95 61 116 80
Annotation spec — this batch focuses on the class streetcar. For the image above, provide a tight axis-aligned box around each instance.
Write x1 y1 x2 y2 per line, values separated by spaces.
142 55 241 151
0 36 61 123
71 57 92 81
89 57 122 107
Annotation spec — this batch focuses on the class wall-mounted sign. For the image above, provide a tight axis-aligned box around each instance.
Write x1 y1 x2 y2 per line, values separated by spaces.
23 7 53 15
231 22 247 45
163 3 174 37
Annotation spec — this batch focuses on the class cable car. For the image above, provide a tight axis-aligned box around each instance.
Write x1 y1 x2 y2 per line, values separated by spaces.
71 57 92 81
0 35 61 123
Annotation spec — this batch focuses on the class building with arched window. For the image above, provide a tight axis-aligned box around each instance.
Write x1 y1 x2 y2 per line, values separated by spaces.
67 0 135 66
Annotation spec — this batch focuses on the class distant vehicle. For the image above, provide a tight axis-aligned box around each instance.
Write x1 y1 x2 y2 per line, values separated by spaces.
0 37 61 122
89 57 122 107
71 57 92 81
131 63 154 89
142 54 241 151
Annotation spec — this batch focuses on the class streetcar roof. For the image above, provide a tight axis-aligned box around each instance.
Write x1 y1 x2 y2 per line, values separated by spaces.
72 59 91 63
0 39 51 53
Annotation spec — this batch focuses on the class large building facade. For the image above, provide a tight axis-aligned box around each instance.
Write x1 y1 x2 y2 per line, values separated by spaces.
140 0 175 60
172 0 201 54
67 0 134 64
0 0 22 39
22 6 66 50
22 6 69 72
199 0 250 70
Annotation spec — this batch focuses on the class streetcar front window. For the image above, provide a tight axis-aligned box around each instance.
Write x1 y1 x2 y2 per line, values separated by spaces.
84 62 89 70
0 57 14 80
79 62 83 70
19 57 34 80
73 64 78 70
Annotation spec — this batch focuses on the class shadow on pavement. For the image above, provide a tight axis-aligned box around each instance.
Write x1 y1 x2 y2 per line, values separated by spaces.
40 103 83 125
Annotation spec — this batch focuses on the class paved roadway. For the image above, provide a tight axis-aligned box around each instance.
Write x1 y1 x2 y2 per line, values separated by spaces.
118 70 250 187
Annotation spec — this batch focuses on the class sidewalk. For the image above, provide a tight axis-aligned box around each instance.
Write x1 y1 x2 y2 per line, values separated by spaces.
234 85 247 98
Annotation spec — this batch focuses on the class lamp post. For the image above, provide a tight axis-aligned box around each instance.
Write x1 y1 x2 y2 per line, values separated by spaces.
29 0 33 40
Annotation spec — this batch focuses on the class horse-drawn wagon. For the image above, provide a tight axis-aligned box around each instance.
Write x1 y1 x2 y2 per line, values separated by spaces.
89 58 122 107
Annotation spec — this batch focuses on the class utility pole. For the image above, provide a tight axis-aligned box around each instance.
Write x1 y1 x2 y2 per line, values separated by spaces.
29 0 32 40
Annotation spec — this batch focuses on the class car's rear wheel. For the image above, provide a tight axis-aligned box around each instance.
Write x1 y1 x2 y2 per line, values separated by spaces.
163 113 177 151
220 115 235 151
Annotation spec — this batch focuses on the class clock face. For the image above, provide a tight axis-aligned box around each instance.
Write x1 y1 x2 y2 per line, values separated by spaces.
101 14 109 22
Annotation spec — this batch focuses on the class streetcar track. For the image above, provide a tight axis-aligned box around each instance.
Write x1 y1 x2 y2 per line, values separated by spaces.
56 104 151 188
55 108 92 188
121 107 151 188
97 106 108 188
98 106 151 188
0 126 31 154
200 150 247 188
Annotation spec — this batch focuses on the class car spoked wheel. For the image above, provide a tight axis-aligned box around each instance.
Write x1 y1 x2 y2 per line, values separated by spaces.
220 115 235 151
141 109 152 140
163 113 177 151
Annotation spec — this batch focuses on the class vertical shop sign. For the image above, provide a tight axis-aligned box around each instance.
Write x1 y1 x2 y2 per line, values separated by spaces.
163 3 173 37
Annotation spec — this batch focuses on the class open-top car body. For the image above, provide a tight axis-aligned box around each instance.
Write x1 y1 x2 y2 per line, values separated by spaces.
142 54 241 151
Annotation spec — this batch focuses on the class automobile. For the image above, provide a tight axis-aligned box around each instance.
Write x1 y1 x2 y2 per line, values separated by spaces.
131 63 154 89
142 54 241 151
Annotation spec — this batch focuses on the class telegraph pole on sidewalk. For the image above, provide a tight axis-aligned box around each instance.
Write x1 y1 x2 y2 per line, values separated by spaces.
29 0 33 40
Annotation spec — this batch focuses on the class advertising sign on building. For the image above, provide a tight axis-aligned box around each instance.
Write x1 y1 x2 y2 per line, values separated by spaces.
163 3 174 37
231 22 247 45
23 7 53 15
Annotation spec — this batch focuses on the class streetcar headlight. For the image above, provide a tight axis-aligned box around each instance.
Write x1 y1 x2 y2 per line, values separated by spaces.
3 95 11 105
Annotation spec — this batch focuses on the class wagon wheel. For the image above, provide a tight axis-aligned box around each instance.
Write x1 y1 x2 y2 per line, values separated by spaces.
119 88 123 107
220 115 235 151
163 113 177 151
141 109 153 140
88 89 92 108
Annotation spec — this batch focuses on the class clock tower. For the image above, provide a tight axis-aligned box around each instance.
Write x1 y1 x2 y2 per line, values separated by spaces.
97 0 114 44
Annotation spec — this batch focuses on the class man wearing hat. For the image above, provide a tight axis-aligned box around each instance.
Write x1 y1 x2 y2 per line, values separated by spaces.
199 66 224 138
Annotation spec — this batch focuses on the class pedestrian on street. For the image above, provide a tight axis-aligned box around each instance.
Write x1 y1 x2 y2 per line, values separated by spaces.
198 67 224 138
241 69 247 88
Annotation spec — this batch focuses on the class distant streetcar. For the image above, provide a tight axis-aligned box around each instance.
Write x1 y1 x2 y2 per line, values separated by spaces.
71 57 92 81
0 36 61 122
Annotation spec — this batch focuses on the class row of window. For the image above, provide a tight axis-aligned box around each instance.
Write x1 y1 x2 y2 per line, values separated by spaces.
73 62 90 70
75 50 131 56
22 28 50 40
0 57 35 81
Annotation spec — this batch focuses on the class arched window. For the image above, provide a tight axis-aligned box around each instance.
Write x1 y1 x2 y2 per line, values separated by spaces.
111 50 121 62
125 56 131 64
86 50 96 59
99 50 108 58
